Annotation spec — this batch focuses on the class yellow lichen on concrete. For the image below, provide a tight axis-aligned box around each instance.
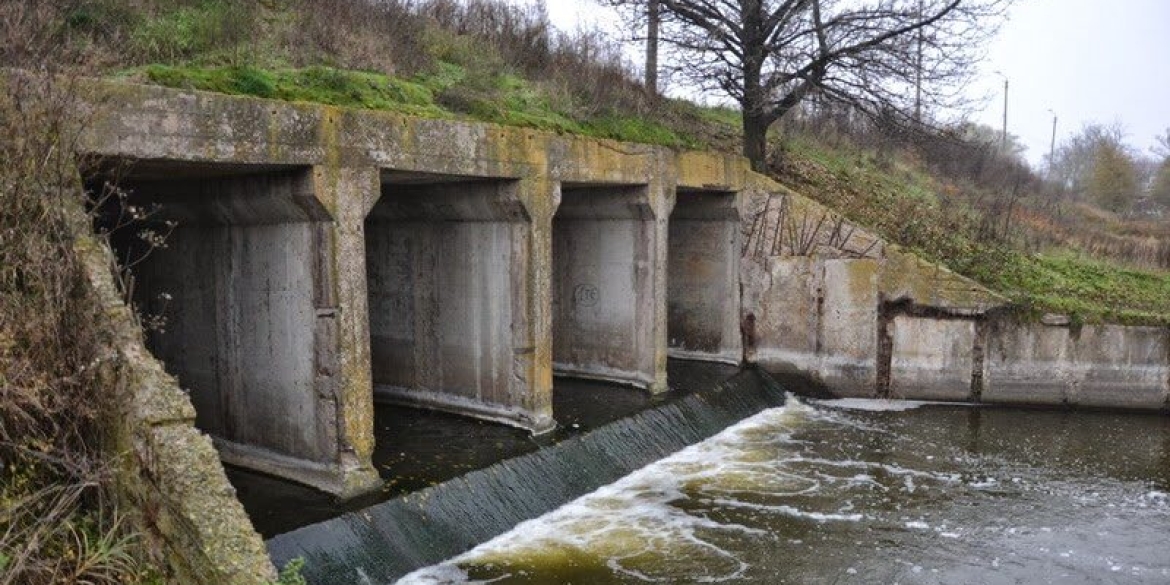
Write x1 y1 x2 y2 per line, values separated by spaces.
881 245 1005 310
676 150 750 191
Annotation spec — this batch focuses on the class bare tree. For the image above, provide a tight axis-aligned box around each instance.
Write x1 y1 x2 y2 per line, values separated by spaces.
1153 127 1170 158
645 0 660 94
609 0 1008 171
1050 122 1128 197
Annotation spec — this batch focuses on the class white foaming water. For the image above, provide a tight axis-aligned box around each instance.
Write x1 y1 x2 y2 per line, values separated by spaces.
399 400 821 584
399 396 1170 584
812 398 968 412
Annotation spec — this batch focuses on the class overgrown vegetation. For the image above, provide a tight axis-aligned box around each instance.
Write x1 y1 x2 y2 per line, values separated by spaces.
16 0 1170 329
0 47 153 585
773 111 1170 325
51 0 738 149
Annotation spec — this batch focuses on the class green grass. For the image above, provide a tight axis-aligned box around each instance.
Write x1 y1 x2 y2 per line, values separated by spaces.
779 137 1170 325
136 65 448 117
131 64 700 148
979 251 1170 326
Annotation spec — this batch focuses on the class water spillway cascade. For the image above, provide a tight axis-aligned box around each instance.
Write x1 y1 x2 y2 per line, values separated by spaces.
265 362 787 585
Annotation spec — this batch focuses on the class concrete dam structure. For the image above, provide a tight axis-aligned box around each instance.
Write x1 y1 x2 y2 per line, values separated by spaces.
81 81 749 500
66 80 1170 583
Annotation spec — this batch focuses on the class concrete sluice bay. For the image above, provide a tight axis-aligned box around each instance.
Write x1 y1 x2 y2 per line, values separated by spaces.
401 400 1170 584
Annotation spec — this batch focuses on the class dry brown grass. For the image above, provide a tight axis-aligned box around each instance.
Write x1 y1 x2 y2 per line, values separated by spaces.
1 3 155 584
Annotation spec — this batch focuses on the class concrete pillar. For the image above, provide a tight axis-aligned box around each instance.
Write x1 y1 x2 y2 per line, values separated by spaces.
668 190 742 364
127 165 380 497
552 182 669 392
365 173 554 433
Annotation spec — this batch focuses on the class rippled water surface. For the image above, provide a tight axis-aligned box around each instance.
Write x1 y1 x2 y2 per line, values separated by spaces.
400 399 1170 584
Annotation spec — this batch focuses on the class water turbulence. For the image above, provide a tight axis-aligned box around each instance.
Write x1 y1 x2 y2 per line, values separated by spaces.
266 366 787 584
401 400 1170 584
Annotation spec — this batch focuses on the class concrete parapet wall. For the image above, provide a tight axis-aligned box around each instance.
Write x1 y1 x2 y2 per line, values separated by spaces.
987 321 1170 409
73 210 274 582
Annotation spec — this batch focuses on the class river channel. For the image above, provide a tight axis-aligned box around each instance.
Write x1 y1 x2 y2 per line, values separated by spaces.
400 398 1170 584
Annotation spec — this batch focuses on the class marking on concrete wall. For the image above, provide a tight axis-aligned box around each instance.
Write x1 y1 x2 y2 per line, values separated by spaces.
573 284 599 307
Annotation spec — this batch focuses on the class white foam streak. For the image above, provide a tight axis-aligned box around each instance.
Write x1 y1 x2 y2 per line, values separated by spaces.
399 405 810 584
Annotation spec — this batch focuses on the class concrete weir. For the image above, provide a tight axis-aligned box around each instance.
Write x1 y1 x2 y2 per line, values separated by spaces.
77 81 754 498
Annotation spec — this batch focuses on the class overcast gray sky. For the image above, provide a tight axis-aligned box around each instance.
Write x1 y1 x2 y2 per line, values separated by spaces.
536 0 1170 167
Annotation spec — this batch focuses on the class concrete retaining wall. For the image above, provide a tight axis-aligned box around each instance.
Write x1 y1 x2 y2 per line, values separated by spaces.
737 180 1170 411
888 315 978 401
73 206 275 582
986 321 1170 409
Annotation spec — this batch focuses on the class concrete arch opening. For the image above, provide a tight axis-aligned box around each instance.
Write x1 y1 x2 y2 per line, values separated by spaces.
365 171 553 434
552 183 661 391
667 189 743 364
89 159 378 495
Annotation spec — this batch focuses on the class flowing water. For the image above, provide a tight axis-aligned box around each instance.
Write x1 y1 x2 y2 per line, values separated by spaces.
399 399 1170 584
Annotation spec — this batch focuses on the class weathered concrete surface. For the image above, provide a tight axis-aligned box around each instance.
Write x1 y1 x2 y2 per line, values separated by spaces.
889 316 977 401
984 321 1074 405
668 190 743 364
553 184 666 391
113 166 379 496
735 176 1170 412
73 79 738 494
73 78 1170 517
739 185 893 397
987 321 1170 409
72 201 275 582
1069 325 1169 409
365 177 555 432
742 256 881 397
819 259 881 394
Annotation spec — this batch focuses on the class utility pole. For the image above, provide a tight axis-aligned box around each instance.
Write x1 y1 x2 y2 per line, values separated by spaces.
994 71 1009 151
1047 109 1058 177
645 0 660 96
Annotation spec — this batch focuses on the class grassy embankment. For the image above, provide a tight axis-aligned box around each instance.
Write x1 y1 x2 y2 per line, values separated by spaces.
65 0 1170 327
776 137 1170 325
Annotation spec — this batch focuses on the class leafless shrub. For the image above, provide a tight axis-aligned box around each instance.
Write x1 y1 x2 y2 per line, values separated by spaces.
743 194 878 259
